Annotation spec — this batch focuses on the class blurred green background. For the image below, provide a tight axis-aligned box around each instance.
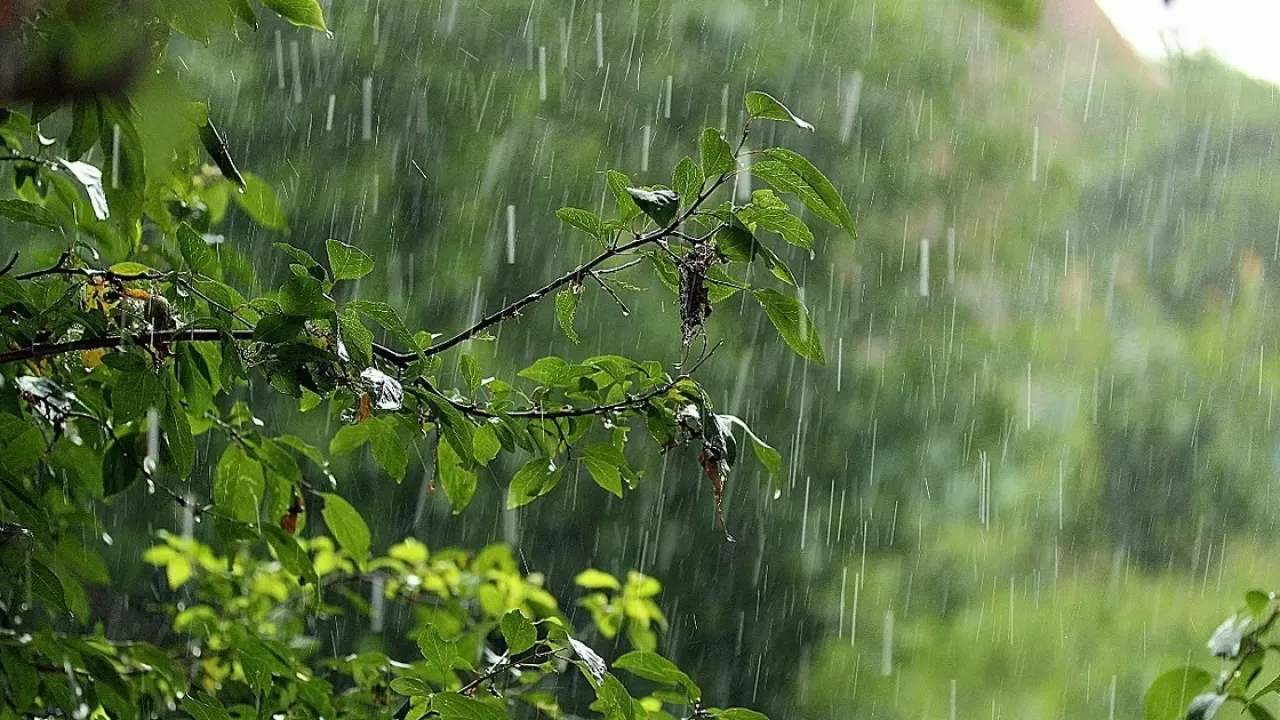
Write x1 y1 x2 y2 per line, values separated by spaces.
19 0 1280 716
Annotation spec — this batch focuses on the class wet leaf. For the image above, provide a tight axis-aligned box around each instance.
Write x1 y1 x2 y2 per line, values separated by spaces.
557 207 605 239
261 0 328 31
436 437 477 513
501 610 537 654
1185 694 1226 720
582 442 627 498
507 457 563 508
320 493 370 563
760 148 854 237
1208 615 1250 659
431 692 506 720
614 651 701 700
569 637 608 685
752 289 825 364
234 172 286 230
326 239 374 281
0 199 61 231
699 127 736 177
556 289 580 343
1144 667 1213 720
672 156 704 205
626 187 680 227
59 159 110 220
214 445 264 524
745 91 815 131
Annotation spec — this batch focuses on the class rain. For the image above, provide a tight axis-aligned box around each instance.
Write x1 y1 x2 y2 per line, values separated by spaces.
2 0 1280 718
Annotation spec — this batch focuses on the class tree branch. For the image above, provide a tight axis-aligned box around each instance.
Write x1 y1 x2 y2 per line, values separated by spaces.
420 169 734 358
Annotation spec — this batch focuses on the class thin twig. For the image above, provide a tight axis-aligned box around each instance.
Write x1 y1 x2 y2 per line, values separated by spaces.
589 272 629 315
0 253 17 280
419 169 735 360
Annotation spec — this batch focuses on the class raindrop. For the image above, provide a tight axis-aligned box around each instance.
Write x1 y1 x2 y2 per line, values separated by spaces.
840 71 863 144
290 40 303 104
362 77 373 141
274 30 285 90
594 12 604 69
110 124 120 189
506 205 516 265
538 46 547 101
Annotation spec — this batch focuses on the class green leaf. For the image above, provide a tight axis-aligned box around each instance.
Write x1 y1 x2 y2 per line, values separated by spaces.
368 417 407 483
254 313 305 343
182 693 231 720
214 445 265 524
1248 705 1278 720
614 651 701 700
234 171 287 230
745 91 815 131
417 627 465 676
263 524 318 586
273 241 320 269
1144 667 1213 720
557 207 605 239
431 693 507 720
67 100 99 159
739 190 815 249
347 299 417 349
507 457 563 509
0 647 38 711
699 128 736 177
715 414 782 479
326 239 374 281
0 199 61 231
574 568 620 590
710 710 770 720
278 275 335 318
437 437 477 513
321 493 371 563
501 610 537 654
102 435 141 496
472 424 502 465
759 148 854 237
556 289 580 343
581 442 626 498
752 288 825 364
260 0 328 31
672 156 704 206
626 187 680 227
162 397 194 479
177 223 219 275
606 170 642 222
389 677 432 697
423 395 476 467
589 673 636 720
338 309 373 366
112 371 164 424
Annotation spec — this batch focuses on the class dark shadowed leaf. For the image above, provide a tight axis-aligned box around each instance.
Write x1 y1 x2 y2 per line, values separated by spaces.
626 187 680 227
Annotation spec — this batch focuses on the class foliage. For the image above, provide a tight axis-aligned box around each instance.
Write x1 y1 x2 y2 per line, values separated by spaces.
1146 591 1280 720
0 1 854 717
